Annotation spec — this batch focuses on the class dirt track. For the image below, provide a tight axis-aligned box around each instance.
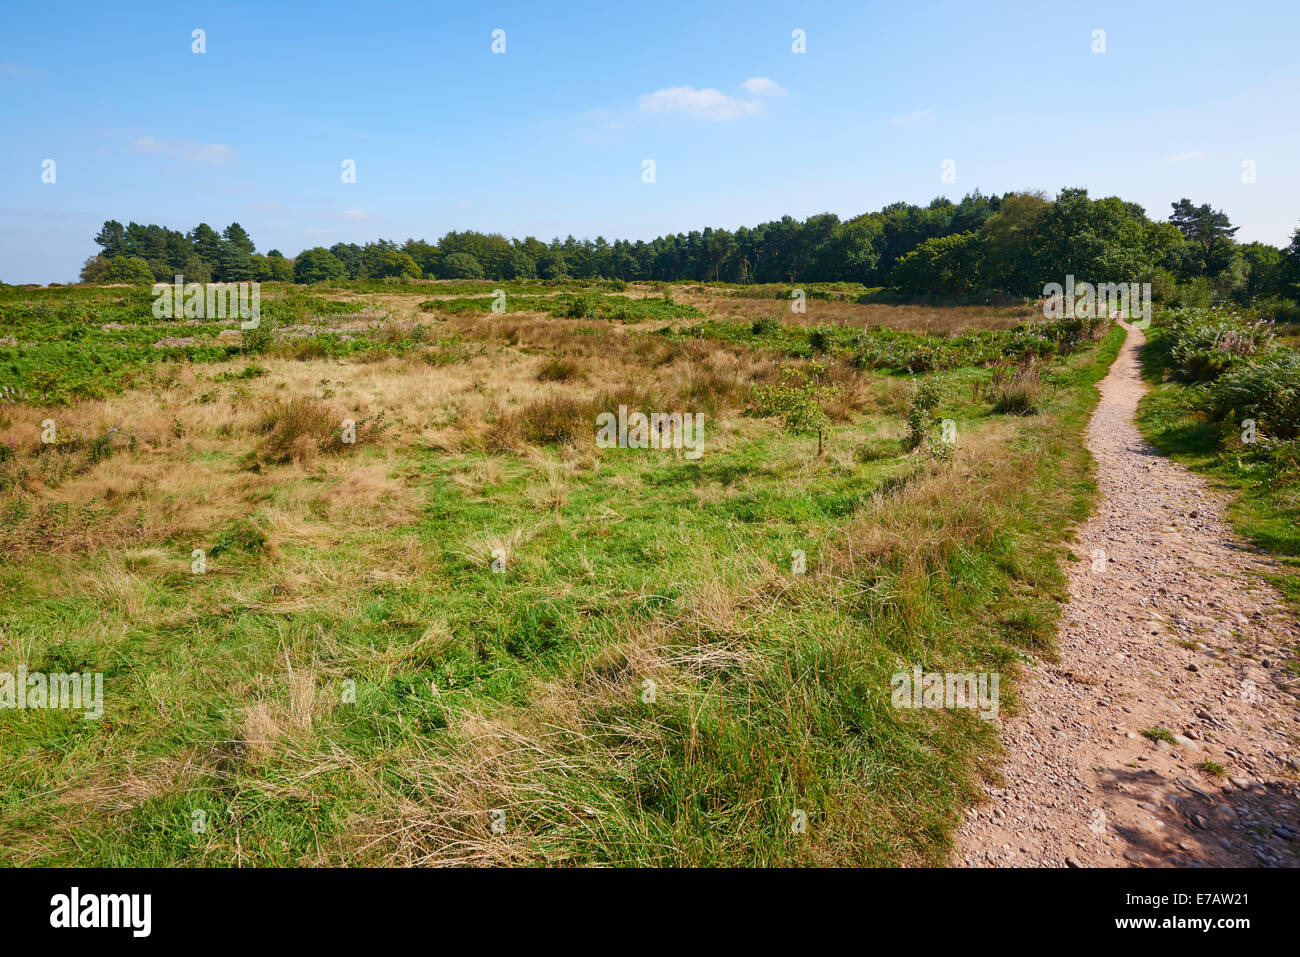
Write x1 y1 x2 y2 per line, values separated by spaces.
953 322 1300 867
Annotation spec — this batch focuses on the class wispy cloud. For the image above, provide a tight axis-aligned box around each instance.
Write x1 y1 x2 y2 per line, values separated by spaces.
1163 150 1204 162
740 77 787 96
132 136 234 165
637 85 762 122
890 108 934 126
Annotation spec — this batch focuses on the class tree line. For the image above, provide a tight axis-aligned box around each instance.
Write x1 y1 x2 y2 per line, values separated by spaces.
80 189 1300 305
81 221 293 285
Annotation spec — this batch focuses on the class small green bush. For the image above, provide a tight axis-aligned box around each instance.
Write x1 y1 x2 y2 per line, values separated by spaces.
1163 307 1274 382
242 320 275 355
750 363 841 457
1198 349 1300 440
904 378 951 459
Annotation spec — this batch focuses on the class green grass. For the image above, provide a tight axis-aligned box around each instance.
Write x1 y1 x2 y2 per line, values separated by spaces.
0 284 421 404
423 291 703 323
685 313 1108 371
1142 726 1177 745
0 283 1125 865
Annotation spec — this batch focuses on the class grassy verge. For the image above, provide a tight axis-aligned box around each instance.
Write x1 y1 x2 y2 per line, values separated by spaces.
1136 317 1300 615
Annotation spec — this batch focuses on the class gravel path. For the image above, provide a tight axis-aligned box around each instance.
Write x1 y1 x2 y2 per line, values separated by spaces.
953 322 1300 867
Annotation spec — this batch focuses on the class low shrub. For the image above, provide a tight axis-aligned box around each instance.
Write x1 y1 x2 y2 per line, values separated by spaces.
1197 349 1300 440
255 396 387 465
986 358 1046 415
242 320 275 355
904 378 949 458
1163 307 1275 382
537 356 582 382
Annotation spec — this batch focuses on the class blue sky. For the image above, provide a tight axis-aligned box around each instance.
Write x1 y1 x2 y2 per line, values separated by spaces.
2 0 1297 283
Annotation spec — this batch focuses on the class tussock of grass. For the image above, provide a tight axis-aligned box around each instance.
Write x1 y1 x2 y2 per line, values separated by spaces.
536 356 581 382
985 357 1047 415
254 396 388 466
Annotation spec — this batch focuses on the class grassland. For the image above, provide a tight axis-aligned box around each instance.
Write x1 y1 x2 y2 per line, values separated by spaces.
0 280 1120 865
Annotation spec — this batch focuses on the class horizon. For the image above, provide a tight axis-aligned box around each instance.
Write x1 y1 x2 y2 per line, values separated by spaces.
2 0 1298 284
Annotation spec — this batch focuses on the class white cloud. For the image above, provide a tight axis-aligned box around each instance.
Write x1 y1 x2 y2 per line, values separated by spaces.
890 108 934 126
132 136 234 165
740 77 787 96
1163 150 1204 162
341 209 376 220
637 86 762 122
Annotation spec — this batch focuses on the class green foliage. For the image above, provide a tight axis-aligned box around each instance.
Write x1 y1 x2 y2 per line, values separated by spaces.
88 219 272 284
440 253 485 280
1162 307 1275 381
750 363 842 456
241 320 275 355
215 364 268 381
425 291 703 323
0 295 1127 865
904 378 945 452
1142 726 1177 745
890 231 985 295
563 293 600 318
251 253 293 283
219 223 256 281
980 191 1051 291
79 198 1294 310
362 245 422 279
79 255 111 284
1169 198 1241 276
1197 349 1300 440
808 327 833 352
294 248 346 284
104 256 155 284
